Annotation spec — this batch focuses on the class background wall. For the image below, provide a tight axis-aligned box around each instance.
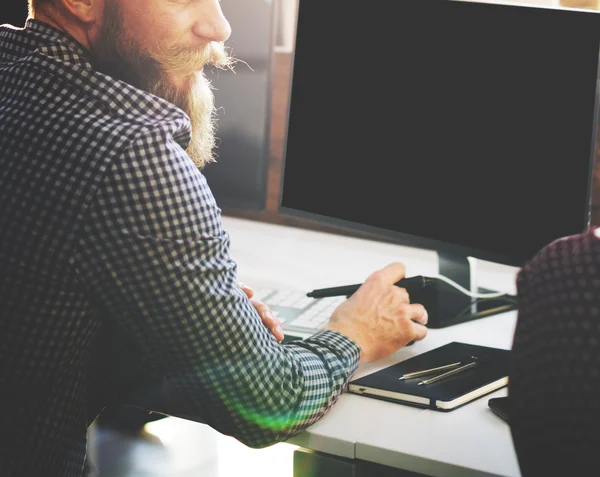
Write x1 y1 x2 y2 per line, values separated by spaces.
201 0 275 212
1 1 28 26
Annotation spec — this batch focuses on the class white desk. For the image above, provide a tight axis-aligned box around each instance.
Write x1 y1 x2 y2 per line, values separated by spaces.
354 315 519 477
223 216 521 477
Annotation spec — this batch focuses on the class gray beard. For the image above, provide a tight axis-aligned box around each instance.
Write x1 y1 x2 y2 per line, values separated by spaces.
144 72 217 170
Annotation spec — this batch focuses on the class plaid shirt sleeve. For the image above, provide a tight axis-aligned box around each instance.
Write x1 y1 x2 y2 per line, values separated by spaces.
72 125 360 447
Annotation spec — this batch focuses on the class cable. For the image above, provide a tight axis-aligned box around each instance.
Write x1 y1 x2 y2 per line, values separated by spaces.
430 274 514 299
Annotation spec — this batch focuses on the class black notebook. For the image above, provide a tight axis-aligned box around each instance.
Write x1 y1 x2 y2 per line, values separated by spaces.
348 342 509 411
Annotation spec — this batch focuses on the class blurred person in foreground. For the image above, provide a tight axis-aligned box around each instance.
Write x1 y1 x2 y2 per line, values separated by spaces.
510 227 600 476
0 1 429 475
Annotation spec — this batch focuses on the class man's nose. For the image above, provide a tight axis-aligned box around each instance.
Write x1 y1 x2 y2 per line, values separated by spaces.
192 1 232 43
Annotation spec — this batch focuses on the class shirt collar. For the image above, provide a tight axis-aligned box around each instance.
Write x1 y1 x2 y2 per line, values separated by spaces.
24 18 94 68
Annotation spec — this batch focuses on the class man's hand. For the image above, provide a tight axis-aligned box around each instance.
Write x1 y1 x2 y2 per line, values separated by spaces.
324 262 428 364
239 283 285 342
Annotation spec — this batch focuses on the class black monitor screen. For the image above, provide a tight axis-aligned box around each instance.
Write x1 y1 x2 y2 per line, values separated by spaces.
280 0 600 267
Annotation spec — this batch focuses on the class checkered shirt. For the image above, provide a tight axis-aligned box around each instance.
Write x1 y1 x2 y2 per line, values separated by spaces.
0 19 360 477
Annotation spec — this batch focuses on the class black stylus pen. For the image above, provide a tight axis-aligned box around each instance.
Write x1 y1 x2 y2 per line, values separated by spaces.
306 275 433 299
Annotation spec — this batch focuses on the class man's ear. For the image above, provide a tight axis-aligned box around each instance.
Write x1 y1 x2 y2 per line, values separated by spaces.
59 0 102 24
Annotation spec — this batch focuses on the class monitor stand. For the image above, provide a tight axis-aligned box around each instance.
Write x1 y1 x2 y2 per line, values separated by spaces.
410 251 517 328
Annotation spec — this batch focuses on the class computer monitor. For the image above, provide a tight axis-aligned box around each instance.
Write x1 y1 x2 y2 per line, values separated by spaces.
279 0 600 327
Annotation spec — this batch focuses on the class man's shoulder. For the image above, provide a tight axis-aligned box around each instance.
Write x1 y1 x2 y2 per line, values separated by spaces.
518 228 600 289
0 20 189 139
531 229 598 265
0 20 195 204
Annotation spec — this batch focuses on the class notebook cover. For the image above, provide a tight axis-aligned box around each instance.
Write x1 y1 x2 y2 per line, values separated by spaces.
348 342 509 411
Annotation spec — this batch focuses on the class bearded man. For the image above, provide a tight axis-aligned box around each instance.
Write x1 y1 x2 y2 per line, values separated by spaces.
0 1 428 476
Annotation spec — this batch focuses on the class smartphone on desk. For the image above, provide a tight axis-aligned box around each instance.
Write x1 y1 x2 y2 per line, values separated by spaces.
488 396 509 423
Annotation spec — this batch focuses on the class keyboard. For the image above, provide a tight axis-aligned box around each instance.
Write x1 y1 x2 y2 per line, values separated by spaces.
255 287 347 334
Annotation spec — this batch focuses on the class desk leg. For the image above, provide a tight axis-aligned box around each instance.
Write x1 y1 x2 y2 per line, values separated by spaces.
293 448 428 477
